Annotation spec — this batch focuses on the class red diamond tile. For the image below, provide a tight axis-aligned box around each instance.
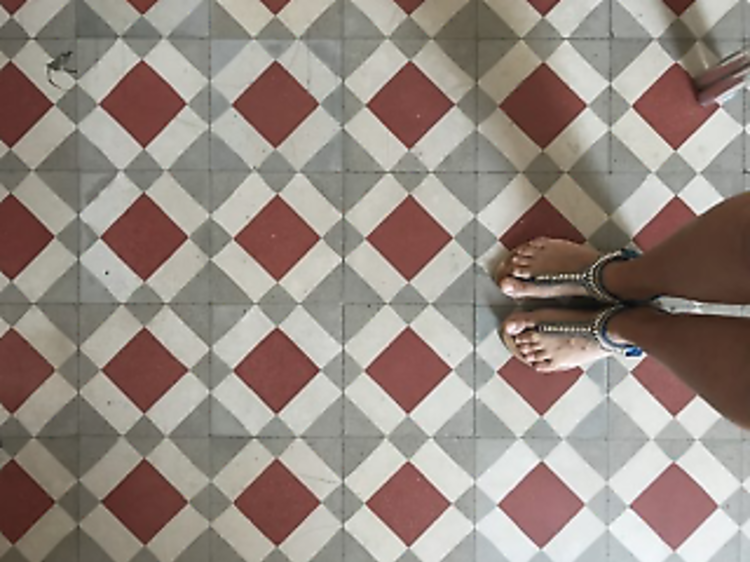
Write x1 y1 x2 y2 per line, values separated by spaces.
632 464 716 549
367 328 451 412
634 198 695 252
368 63 453 148
235 196 319 280
234 62 317 148
103 330 187 412
501 64 585 148
368 463 449 545
633 357 695 416
500 198 586 250
528 0 561 16
500 463 583 547
393 0 424 14
261 0 292 14
0 63 52 147
663 0 694 16
499 358 582 415
0 196 53 279
634 65 717 150
0 330 54 413
101 62 186 147
104 461 187 544
235 460 318 545
0 461 53 543
0 0 26 14
127 0 158 14
102 195 187 280
235 329 318 413
367 197 451 280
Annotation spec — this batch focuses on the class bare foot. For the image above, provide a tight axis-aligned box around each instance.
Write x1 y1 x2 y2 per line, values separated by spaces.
494 238 601 299
501 308 631 372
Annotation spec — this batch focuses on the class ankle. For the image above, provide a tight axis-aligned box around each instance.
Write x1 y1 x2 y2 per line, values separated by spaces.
602 260 656 303
606 306 664 345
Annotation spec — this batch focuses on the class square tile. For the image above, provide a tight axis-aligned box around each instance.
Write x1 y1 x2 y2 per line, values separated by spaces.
344 173 475 304
344 304 473 437
211 437 344 562
0 304 77 437
80 171 210 303
211 172 343 303
0 437 78 561
211 304 343 437
609 439 742 561
0 40 76 172
344 437 474 561
344 39 477 172
476 438 607 561
79 304 211 437
77 38 210 171
79 436 211 562
0 171 78 304
477 39 610 173
211 40 343 172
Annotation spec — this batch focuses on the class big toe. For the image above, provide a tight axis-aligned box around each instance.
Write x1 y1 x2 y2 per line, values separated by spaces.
503 314 536 336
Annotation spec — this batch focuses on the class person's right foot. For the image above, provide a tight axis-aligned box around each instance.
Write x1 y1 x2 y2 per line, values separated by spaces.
494 238 602 299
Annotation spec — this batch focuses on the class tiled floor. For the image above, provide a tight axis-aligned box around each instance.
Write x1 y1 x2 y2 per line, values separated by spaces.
1 0 750 561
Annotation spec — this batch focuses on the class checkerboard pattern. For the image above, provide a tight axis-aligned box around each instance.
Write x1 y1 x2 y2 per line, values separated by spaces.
1 1 749 562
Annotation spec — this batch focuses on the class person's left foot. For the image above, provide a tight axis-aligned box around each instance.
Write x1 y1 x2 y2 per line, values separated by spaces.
502 308 631 372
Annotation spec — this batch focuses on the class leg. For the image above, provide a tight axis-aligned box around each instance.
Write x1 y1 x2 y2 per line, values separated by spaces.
610 307 750 430
606 192 750 304
504 307 750 430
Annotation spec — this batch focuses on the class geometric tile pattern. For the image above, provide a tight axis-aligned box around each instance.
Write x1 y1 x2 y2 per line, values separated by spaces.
0 173 77 302
80 305 210 436
346 174 473 303
0 440 77 561
609 441 740 560
478 40 609 172
345 40 474 171
0 43 76 170
0 3 747 562
211 41 340 171
80 438 209 562
80 172 209 302
78 39 209 170
0 306 77 437
212 305 341 436
345 305 473 437
213 439 341 562
477 439 606 561
212 174 341 303
346 439 473 561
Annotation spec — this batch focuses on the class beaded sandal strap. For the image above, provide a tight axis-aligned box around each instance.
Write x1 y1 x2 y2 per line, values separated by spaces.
532 249 640 304
535 305 643 357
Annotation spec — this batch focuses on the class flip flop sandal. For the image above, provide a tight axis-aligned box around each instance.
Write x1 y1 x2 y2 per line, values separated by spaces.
502 305 644 369
501 248 645 305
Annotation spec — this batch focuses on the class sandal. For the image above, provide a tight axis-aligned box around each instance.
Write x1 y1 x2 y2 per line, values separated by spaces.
502 305 644 366
501 248 645 305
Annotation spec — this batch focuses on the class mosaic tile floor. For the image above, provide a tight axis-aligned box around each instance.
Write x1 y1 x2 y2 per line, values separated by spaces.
1 0 750 561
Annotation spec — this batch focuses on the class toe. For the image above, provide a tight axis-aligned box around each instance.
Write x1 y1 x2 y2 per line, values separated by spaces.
500 277 529 296
503 314 536 336
528 350 551 363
